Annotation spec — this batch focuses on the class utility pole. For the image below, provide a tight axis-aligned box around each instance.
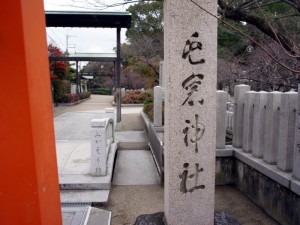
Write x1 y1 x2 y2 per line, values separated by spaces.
66 34 76 55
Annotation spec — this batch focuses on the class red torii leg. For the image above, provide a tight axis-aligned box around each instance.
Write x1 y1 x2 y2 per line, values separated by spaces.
0 1 62 224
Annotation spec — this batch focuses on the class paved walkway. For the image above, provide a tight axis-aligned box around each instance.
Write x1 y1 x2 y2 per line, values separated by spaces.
52 95 279 225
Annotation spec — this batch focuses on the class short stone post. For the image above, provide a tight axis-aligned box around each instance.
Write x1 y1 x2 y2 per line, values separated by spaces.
154 86 164 127
164 0 217 224
121 88 126 98
216 91 227 149
263 92 281 164
233 85 251 148
293 85 300 180
277 92 297 172
91 119 107 176
242 91 255 153
159 61 164 86
252 91 268 158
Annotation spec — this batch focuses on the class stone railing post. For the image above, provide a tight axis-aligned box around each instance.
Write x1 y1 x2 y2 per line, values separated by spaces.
252 91 268 158
242 91 255 153
159 61 164 87
216 91 227 149
264 92 281 164
293 85 300 180
277 91 297 172
91 119 107 176
233 85 251 148
154 86 164 127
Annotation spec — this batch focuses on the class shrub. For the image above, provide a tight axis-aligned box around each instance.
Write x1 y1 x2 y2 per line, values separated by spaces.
121 89 153 104
142 93 164 125
142 90 154 121
89 88 112 95
143 102 154 121
79 92 91 100
52 80 71 103
61 93 78 103
60 92 91 103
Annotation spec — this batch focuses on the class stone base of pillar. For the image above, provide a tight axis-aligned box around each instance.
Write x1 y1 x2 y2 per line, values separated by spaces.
115 122 123 131
133 211 241 225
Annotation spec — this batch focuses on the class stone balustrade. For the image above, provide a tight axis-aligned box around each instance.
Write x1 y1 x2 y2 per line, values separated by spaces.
90 118 114 176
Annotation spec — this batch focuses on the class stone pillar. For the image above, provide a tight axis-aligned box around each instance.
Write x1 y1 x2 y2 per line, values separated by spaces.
121 88 126 98
232 85 251 148
91 119 107 176
293 85 300 180
159 61 164 86
242 91 255 153
164 1 217 224
252 91 268 158
0 1 62 224
154 86 163 127
264 92 281 164
277 92 298 172
105 108 115 121
216 91 227 149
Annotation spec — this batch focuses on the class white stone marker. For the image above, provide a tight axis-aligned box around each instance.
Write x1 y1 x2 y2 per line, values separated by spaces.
91 119 107 176
233 85 251 148
242 91 255 153
264 92 281 164
252 91 268 158
277 92 297 172
216 91 227 149
164 1 217 224
293 85 300 180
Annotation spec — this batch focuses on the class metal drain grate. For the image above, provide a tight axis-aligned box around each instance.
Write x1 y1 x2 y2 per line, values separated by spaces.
61 202 91 208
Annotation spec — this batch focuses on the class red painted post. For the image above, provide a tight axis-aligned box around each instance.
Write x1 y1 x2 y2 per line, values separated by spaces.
0 1 62 224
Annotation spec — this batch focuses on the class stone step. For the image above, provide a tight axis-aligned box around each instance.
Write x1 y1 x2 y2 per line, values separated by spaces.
59 143 117 190
115 131 149 150
112 150 160 185
62 206 111 225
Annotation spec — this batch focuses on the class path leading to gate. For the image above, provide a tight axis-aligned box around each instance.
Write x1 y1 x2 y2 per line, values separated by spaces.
53 95 279 225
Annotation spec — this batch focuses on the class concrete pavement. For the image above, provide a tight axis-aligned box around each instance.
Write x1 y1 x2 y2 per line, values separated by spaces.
53 95 279 225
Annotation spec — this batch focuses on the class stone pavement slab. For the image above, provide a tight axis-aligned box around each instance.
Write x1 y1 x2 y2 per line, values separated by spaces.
113 150 160 185
62 206 111 225
54 111 108 140
62 206 90 225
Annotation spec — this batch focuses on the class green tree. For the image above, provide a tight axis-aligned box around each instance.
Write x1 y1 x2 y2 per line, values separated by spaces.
122 1 163 87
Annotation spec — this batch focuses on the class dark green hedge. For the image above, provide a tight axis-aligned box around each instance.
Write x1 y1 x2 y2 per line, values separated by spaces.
89 88 112 95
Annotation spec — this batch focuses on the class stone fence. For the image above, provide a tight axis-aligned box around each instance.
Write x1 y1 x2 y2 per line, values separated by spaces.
153 84 300 181
90 118 114 176
221 85 300 181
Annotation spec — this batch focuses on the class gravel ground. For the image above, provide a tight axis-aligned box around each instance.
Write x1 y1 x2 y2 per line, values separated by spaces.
99 185 279 225
53 95 280 225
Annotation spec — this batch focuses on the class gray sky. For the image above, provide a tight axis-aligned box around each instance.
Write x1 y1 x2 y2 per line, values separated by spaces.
44 0 130 54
